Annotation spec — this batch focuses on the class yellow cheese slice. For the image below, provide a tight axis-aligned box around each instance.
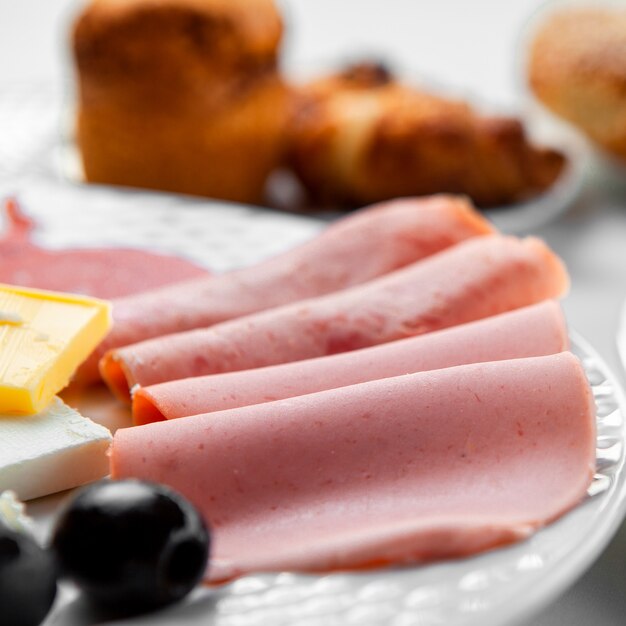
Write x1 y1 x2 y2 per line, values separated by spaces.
0 284 111 414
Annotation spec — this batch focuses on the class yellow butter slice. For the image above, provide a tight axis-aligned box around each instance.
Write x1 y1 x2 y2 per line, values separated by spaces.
0 284 111 414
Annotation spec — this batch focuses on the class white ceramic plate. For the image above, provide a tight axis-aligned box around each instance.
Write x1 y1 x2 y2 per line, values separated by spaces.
3 180 625 626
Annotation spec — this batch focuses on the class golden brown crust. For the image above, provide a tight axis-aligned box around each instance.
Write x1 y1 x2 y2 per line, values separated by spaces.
528 7 626 160
73 0 283 111
73 0 290 203
78 73 291 202
288 64 565 208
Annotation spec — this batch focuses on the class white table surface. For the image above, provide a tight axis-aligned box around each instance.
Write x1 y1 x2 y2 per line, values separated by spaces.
2 0 626 624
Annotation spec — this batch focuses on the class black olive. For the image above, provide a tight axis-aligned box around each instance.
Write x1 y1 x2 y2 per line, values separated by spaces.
50 479 210 616
0 523 57 626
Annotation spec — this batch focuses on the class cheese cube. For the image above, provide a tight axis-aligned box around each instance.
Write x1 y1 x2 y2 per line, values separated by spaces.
0 284 111 414
0 398 112 500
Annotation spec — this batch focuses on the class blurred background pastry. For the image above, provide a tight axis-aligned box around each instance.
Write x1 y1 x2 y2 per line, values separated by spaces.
72 0 291 204
527 6 626 163
287 62 565 209
71 1 569 212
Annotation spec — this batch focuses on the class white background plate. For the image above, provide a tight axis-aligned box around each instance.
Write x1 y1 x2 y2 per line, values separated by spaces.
1 181 623 626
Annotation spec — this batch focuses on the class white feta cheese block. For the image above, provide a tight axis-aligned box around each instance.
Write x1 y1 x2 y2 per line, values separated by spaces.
0 397 112 500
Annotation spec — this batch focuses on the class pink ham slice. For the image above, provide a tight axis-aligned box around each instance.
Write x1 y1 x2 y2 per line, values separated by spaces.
0 198 208 298
101 235 569 401
77 195 493 384
132 300 568 424
111 352 596 581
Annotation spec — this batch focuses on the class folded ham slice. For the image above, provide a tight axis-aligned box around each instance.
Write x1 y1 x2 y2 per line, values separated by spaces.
77 195 492 384
133 300 568 424
102 235 569 400
111 352 596 581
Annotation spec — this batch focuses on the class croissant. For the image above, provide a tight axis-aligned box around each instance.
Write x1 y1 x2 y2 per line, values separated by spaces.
288 63 565 208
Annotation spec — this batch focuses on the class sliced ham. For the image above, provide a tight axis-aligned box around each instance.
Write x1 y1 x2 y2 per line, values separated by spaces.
111 352 596 581
77 195 492 383
101 235 569 400
0 198 208 298
133 300 568 424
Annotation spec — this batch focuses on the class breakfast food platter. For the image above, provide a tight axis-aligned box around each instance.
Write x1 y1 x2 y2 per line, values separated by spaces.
2 0 626 622
0 180 623 625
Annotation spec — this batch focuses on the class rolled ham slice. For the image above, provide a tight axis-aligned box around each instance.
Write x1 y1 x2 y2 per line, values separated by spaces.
133 300 568 424
102 235 569 400
78 195 492 383
111 352 596 581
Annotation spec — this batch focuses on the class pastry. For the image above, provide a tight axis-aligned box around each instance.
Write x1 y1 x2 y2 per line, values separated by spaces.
528 7 626 161
288 63 566 207
72 0 290 203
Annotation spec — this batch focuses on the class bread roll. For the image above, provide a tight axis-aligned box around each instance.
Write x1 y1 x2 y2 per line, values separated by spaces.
528 7 626 162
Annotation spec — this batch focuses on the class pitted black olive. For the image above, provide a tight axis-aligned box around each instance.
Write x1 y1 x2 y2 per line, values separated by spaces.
50 479 210 615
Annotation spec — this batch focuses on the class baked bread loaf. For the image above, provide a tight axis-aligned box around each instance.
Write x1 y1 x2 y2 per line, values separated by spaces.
528 7 626 162
73 0 291 203
288 63 565 208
